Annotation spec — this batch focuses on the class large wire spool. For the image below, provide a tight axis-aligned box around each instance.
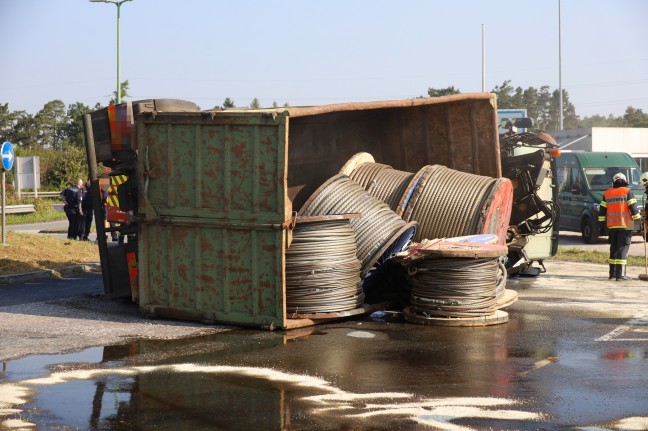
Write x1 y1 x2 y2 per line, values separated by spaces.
298 174 417 277
285 217 364 314
402 165 512 243
407 257 507 319
347 163 416 213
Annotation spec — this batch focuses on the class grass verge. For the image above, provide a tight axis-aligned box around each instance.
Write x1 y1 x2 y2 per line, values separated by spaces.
6 198 67 225
554 246 646 267
0 232 99 276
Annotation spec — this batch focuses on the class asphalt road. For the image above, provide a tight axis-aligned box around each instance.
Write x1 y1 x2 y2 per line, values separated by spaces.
1 260 647 430
0 272 103 307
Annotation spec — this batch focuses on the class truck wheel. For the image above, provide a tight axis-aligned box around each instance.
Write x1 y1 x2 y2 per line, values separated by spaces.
581 216 599 244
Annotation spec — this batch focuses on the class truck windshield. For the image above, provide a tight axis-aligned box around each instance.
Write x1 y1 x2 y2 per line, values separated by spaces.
584 167 642 190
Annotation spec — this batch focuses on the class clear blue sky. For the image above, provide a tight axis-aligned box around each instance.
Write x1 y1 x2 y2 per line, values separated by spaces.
2 0 647 118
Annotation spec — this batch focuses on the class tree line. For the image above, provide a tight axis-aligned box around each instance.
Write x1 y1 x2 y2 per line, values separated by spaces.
428 80 648 130
1 80 646 192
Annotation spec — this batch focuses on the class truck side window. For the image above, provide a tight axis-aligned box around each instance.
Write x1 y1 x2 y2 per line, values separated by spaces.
558 166 571 192
571 168 583 188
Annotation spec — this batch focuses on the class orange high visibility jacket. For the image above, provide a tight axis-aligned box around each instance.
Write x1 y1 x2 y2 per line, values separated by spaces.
598 186 640 229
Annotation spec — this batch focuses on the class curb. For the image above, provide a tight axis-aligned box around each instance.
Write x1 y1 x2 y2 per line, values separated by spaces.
0 263 102 285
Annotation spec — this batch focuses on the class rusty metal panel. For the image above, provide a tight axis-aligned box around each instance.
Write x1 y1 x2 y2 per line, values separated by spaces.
285 95 500 209
137 112 288 328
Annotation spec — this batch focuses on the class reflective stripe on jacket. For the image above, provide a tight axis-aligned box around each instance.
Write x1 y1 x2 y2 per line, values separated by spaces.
598 187 640 229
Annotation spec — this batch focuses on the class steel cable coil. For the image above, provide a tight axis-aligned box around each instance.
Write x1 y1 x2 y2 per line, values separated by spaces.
298 175 417 277
285 218 364 314
349 163 416 212
402 165 503 242
345 160 509 243
408 257 506 318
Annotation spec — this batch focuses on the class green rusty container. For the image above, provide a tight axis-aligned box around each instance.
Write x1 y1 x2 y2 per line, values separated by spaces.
134 95 502 329
137 111 290 329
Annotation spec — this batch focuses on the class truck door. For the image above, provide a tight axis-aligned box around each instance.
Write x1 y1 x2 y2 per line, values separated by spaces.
557 155 580 230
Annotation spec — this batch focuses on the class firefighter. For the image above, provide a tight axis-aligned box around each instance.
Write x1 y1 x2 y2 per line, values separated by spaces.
598 172 641 281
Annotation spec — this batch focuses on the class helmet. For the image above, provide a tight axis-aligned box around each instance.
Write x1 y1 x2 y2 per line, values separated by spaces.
612 172 628 185
640 172 648 187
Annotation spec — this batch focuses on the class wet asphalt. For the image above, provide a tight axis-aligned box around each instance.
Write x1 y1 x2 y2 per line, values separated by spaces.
1 260 647 430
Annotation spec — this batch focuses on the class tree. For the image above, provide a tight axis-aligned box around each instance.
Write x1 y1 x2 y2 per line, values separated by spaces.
0 103 22 143
11 111 37 148
427 86 460 97
491 81 578 131
63 102 92 148
33 100 67 149
249 98 261 109
623 107 648 127
222 97 235 108
108 80 130 105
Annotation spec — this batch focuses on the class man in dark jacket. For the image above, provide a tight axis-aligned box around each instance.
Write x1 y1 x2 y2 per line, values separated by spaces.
598 173 641 281
81 179 93 241
61 180 83 240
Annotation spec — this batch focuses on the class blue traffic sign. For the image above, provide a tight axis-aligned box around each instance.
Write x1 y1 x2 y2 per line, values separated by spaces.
1 142 14 171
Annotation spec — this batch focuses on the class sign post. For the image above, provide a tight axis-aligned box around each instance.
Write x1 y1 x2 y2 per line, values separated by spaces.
1 141 15 244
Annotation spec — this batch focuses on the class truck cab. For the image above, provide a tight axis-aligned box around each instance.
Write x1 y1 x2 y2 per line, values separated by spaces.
556 151 645 243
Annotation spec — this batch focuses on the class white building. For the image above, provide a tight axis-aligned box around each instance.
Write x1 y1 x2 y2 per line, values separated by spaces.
551 127 648 172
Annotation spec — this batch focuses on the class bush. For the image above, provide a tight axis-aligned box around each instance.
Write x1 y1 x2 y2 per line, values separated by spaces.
14 147 88 191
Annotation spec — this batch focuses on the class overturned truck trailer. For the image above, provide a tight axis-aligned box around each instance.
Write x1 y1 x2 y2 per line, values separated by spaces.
82 94 554 329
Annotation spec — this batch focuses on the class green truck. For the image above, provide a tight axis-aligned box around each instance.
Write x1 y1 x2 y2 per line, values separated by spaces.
556 151 645 243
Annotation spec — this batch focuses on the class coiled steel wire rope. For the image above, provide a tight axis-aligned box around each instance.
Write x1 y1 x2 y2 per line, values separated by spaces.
402 165 502 242
407 257 506 318
348 163 415 212
286 218 364 314
346 162 506 242
298 175 417 276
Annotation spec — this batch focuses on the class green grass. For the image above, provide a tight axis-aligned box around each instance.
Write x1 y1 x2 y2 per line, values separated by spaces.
555 246 646 267
5 198 67 225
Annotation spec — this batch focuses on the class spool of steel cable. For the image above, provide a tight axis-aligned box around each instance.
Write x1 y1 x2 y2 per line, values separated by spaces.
285 216 364 314
298 174 417 277
397 240 513 324
407 257 506 319
347 163 416 212
402 165 513 243
341 155 513 244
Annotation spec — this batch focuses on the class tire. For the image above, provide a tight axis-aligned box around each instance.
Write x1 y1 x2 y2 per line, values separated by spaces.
581 216 599 244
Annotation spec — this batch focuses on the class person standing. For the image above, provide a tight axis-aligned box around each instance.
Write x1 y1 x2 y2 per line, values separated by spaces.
74 179 86 241
641 173 648 236
61 180 82 240
598 173 641 281
81 179 94 241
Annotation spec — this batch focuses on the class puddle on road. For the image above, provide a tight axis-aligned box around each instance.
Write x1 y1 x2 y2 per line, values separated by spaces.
1 359 546 431
1 324 647 430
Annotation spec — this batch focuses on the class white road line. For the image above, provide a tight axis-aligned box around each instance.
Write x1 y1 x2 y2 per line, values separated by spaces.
596 325 631 341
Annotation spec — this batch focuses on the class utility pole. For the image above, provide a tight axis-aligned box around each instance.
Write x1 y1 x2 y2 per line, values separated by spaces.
559 0 564 130
90 0 133 104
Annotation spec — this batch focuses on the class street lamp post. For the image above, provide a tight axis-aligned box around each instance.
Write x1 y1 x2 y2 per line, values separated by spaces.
90 0 132 104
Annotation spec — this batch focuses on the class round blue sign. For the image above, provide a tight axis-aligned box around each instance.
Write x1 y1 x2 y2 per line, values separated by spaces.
1 141 14 171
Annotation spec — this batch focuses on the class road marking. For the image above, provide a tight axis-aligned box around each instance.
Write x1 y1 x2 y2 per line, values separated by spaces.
517 356 559 377
596 325 631 341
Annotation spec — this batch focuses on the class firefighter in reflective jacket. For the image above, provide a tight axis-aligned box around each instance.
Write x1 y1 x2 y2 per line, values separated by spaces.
598 172 641 281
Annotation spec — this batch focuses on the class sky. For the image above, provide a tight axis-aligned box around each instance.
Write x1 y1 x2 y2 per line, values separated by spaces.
2 0 647 119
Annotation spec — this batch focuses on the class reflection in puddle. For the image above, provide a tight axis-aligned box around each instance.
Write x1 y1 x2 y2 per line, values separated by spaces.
0 363 548 431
